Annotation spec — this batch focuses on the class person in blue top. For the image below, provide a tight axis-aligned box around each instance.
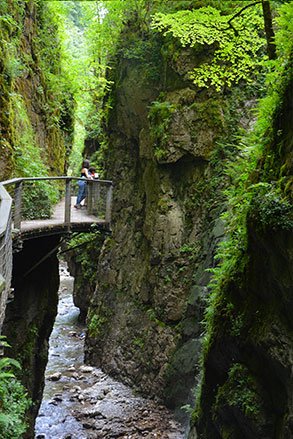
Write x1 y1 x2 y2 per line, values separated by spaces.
74 159 92 209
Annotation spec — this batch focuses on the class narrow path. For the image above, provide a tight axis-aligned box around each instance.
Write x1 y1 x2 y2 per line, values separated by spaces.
21 197 104 232
34 264 185 439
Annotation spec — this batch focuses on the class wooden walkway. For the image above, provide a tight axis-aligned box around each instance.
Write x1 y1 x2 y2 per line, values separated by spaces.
0 176 112 316
1 175 112 241
18 197 108 239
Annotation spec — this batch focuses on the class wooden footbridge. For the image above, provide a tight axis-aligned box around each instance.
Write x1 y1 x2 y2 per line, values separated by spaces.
0 176 113 329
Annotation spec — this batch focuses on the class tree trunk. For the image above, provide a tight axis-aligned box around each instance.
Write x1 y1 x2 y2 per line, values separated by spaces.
262 0 277 60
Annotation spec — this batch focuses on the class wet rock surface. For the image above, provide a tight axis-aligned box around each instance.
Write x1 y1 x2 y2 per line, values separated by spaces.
35 264 185 439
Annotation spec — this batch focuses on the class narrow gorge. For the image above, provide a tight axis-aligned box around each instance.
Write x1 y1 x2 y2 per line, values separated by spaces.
0 1 292 439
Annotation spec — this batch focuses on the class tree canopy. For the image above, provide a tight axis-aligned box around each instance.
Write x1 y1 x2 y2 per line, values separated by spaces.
151 1 291 91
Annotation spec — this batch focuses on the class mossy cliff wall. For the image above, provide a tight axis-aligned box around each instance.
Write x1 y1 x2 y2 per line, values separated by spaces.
190 67 293 438
0 0 73 181
73 33 258 416
3 236 60 438
0 1 73 435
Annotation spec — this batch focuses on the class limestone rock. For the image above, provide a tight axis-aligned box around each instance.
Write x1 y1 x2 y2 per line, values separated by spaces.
47 372 62 381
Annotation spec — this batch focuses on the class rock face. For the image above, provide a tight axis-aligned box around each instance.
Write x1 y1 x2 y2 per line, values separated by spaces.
0 0 73 181
66 237 105 323
0 3 73 431
191 72 293 438
3 236 60 438
75 31 256 418
67 251 94 323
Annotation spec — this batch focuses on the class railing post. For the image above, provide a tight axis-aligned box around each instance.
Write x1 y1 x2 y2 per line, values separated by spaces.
105 184 113 224
87 181 93 215
64 178 71 226
14 181 23 230
95 182 101 217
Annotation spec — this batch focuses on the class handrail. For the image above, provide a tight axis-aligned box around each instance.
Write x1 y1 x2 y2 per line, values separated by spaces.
1 176 113 185
0 176 113 232
0 175 113 332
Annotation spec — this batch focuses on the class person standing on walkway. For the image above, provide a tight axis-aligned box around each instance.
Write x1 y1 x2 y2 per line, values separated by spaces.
74 159 92 209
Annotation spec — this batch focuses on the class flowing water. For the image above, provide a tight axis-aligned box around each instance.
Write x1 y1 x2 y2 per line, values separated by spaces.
34 264 185 439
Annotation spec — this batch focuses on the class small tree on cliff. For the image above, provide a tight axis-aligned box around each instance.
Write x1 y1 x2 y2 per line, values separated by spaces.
151 1 278 91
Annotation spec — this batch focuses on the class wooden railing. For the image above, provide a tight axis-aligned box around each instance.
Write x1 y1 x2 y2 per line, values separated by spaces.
0 176 113 332
0 184 13 331
1 176 113 231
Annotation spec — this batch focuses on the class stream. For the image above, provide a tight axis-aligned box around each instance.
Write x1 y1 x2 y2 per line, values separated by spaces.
34 263 185 439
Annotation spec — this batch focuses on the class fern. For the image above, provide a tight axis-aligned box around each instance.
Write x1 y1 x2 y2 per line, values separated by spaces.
0 338 31 439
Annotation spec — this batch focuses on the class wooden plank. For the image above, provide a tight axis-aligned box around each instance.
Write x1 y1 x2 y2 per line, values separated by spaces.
20 197 106 232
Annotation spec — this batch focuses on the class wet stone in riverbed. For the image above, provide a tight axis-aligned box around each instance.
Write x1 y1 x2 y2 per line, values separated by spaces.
34 265 185 439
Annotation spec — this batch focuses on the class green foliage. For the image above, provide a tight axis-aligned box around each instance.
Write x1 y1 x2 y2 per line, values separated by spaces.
179 241 202 266
0 337 31 439
87 299 112 339
203 179 293 343
198 0 293 370
214 363 261 418
148 100 177 159
37 2 75 134
123 35 162 81
4 55 25 81
250 185 293 230
0 0 75 189
88 314 108 338
147 308 166 327
181 403 193 415
274 1 293 61
152 3 266 91
133 334 147 350
8 91 60 218
21 181 59 220
67 230 102 284
59 0 176 173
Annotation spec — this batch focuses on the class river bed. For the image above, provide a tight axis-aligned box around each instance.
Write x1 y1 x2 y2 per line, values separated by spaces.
34 264 185 439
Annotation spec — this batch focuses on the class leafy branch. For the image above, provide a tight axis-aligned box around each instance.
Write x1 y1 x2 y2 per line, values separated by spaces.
151 3 267 91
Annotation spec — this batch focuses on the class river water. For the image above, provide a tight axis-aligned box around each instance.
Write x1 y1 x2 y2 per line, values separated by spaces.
34 264 185 439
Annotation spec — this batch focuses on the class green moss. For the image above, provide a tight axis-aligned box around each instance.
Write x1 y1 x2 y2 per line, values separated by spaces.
21 324 38 364
142 161 160 200
190 99 225 130
249 189 293 231
68 231 103 285
88 314 108 338
148 100 177 158
0 0 74 181
122 34 162 82
132 333 147 350
87 300 112 339
213 363 261 420
157 196 170 213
